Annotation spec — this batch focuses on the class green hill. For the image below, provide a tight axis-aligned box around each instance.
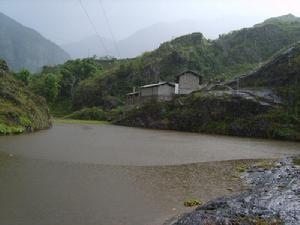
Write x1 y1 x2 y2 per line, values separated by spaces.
0 12 70 72
227 42 300 117
71 15 300 108
117 43 300 140
29 14 300 112
0 60 51 135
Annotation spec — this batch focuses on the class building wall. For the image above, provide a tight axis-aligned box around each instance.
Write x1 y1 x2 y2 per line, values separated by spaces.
140 86 158 97
140 84 175 103
158 84 175 97
178 73 200 95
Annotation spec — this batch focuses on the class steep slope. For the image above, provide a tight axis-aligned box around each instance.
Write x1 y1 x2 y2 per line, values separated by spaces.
0 12 70 72
0 60 51 135
227 42 300 116
215 14 300 71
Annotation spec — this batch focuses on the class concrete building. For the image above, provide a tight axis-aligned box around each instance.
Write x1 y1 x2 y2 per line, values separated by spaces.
139 82 175 103
177 70 203 95
125 70 203 105
126 91 140 105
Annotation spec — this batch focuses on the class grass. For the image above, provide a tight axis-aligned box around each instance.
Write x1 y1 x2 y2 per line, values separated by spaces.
183 199 202 207
293 156 300 165
234 216 283 225
255 160 276 170
236 165 247 173
53 118 110 125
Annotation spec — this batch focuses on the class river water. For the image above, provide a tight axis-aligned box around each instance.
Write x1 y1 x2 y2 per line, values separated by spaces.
0 124 299 225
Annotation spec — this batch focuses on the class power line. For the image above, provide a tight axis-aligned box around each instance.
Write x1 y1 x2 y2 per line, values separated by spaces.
97 0 121 58
77 0 110 57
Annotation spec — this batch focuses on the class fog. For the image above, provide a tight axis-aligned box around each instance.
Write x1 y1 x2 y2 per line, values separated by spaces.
1 0 300 45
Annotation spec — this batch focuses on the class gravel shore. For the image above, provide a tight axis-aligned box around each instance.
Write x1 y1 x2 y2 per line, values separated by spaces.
166 156 300 225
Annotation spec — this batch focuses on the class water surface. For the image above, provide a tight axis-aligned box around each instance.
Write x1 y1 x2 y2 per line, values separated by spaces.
0 124 299 225
0 124 299 166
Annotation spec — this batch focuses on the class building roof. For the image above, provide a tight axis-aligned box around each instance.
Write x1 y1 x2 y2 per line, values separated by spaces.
176 69 203 78
140 81 175 89
126 91 140 96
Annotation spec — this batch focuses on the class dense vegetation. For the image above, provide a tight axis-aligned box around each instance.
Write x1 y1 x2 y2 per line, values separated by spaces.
22 14 300 118
64 107 106 121
0 12 70 72
0 60 51 135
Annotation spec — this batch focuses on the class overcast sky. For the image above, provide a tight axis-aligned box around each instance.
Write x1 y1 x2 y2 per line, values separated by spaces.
1 0 300 45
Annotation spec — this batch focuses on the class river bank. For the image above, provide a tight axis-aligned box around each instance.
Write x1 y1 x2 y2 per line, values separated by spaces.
0 152 262 225
167 156 300 225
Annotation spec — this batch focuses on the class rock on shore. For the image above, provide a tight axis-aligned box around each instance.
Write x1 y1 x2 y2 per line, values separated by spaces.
167 157 300 225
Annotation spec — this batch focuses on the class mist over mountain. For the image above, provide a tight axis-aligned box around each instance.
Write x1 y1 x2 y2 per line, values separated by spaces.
61 20 234 59
62 36 115 59
0 12 70 72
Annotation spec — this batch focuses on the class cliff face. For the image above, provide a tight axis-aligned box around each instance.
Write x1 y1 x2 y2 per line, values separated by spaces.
0 60 51 135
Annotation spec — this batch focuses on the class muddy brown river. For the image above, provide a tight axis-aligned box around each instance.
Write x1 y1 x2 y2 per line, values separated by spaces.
0 123 299 225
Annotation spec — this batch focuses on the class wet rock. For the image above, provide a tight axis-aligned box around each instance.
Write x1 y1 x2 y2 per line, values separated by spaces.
166 157 300 225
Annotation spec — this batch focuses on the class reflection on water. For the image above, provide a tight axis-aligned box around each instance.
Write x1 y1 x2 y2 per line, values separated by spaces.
0 124 299 166
0 124 299 225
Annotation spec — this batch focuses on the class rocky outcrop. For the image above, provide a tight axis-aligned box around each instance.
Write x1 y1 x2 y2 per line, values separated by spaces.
227 43 300 104
116 90 300 141
167 156 300 225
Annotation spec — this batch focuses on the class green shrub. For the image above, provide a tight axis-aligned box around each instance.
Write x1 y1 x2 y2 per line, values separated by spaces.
65 107 106 121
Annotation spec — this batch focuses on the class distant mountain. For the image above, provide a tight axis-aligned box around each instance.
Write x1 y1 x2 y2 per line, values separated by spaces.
61 21 216 59
61 35 116 59
0 12 70 72
117 21 209 58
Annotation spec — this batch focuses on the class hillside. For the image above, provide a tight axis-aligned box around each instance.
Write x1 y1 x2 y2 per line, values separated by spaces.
116 42 300 140
0 60 51 135
31 14 300 113
0 12 70 72
226 42 300 116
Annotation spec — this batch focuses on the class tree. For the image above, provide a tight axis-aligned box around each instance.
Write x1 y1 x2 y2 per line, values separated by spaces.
14 69 31 85
30 73 60 103
42 74 60 103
